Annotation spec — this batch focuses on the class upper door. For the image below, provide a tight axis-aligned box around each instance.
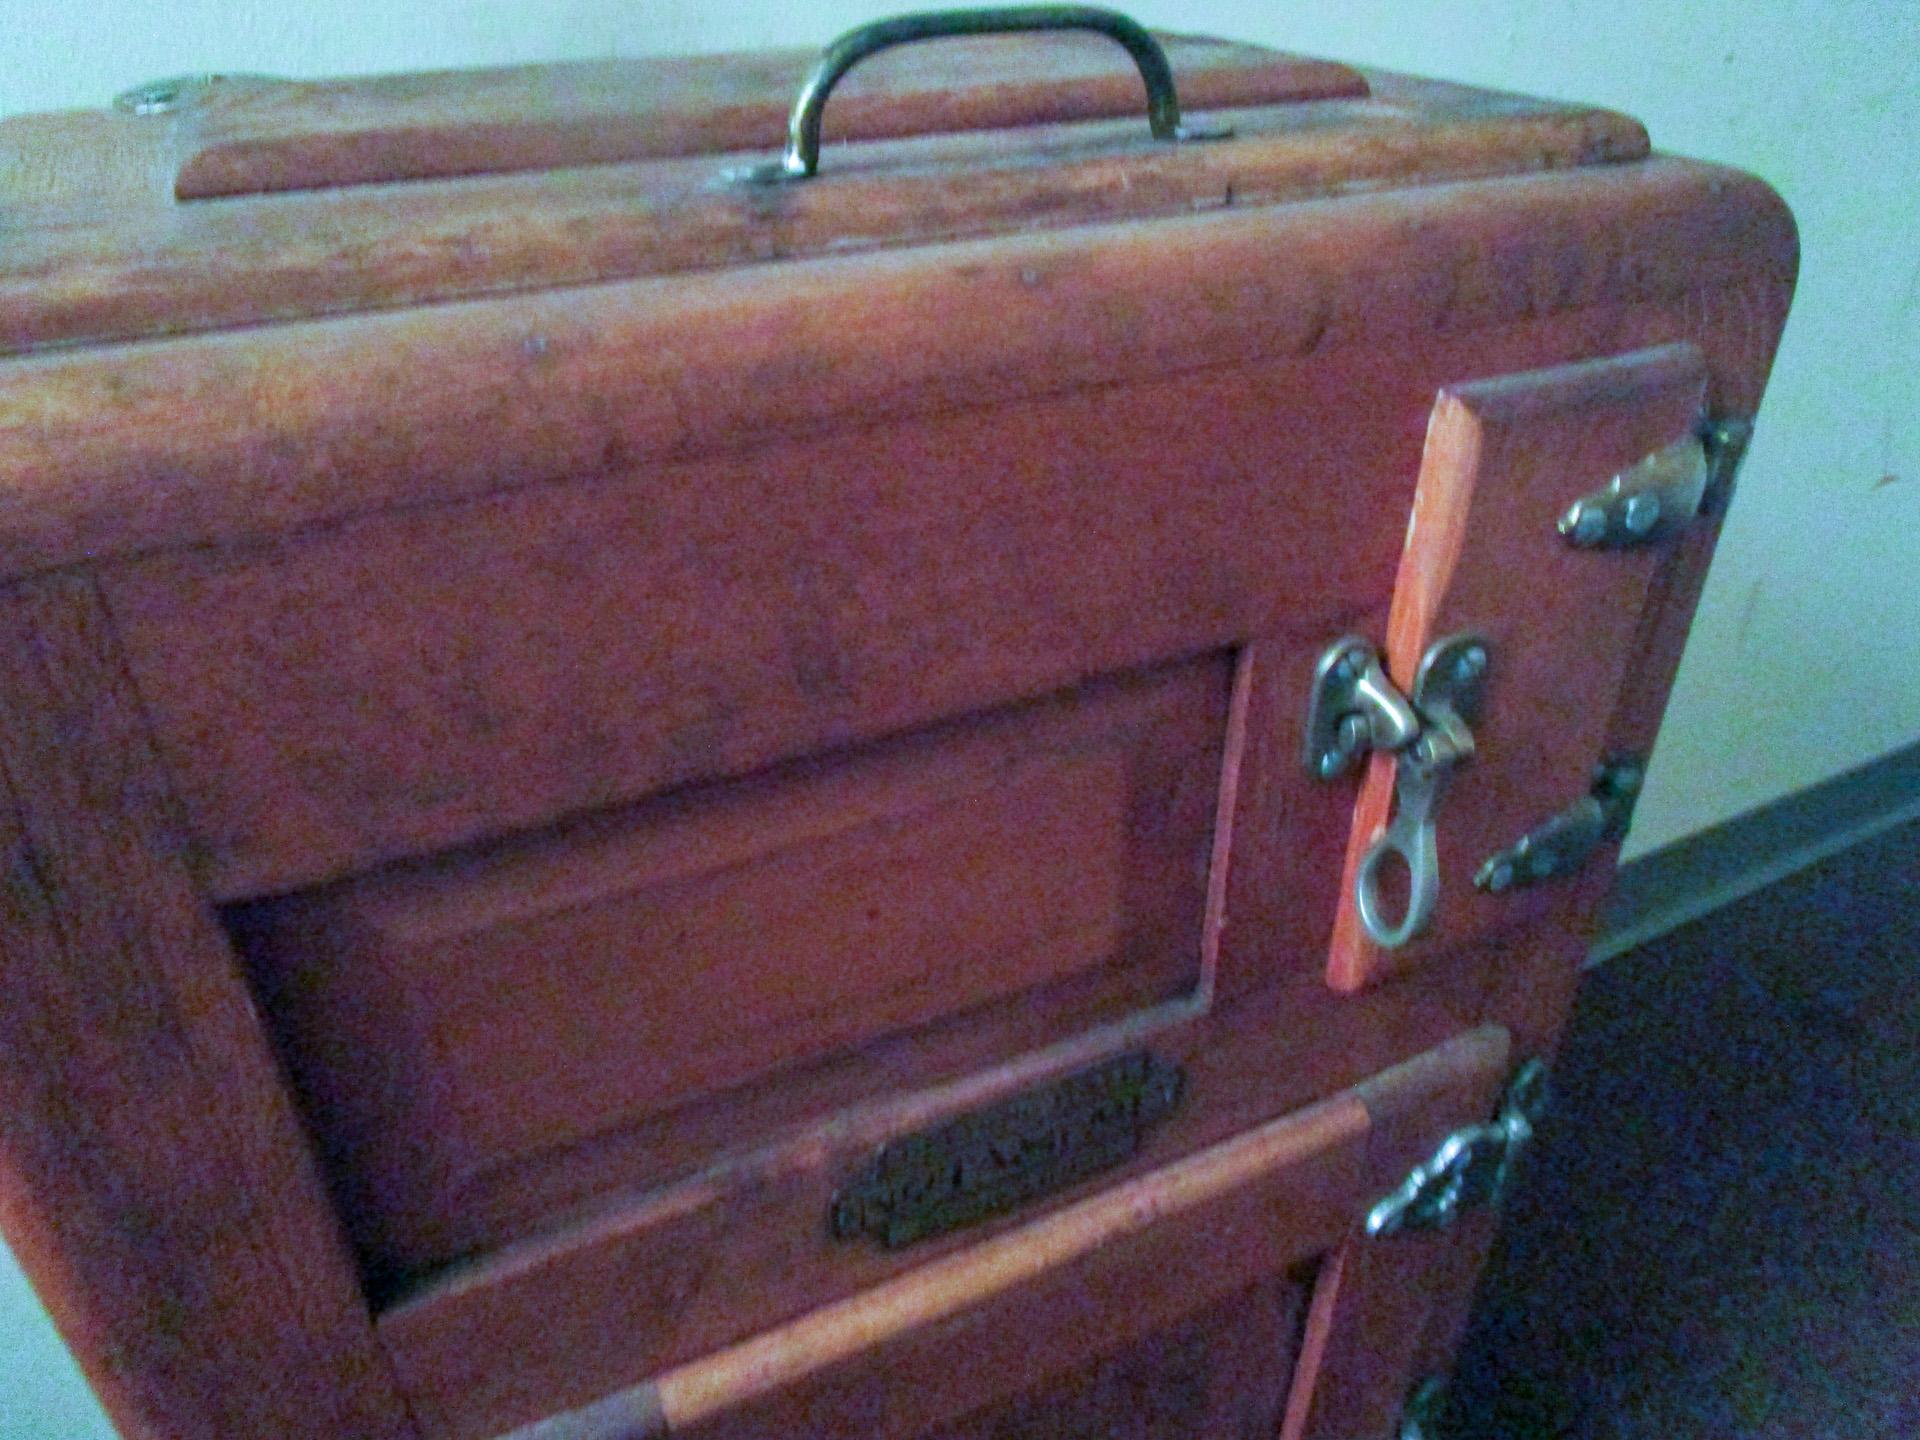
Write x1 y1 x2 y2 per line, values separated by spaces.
1321 343 1729 992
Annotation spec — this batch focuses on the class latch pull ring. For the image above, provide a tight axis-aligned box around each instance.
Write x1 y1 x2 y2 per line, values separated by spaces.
1307 632 1488 949
1355 712 1469 947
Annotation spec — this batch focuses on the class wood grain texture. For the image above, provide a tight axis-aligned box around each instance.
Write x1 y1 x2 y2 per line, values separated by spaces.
233 652 1229 1275
0 36 1800 1440
84 167 1796 908
653 1089 1365 1438
368 266 1794 1439
532 1031 1499 1440
0 575 414 1440
0 158 1785 585
1601 279 1798 764
0 37 1361 209
1326 343 1711 991
0 73 1647 358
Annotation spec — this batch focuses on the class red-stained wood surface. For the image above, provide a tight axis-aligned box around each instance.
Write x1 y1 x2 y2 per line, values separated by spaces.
485 1029 1506 1440
0 29 1798 1440
0 576 416 1440
73 163 1792 906
0 69 1643 357
234 653 1231 1274
1326 343 1711 991
1280 1031 1513 1440
652 1086 1366 1440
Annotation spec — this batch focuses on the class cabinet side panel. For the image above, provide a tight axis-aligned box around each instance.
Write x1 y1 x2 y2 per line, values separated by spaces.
0 575 414 1440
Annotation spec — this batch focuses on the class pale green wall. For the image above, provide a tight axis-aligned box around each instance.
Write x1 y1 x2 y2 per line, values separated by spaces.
1 4 1915 1435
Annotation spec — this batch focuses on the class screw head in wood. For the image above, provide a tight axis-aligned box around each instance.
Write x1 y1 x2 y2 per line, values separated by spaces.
1623 493 1662 535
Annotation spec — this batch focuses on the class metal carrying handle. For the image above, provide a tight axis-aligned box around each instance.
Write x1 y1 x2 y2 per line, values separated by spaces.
749 5 1214 182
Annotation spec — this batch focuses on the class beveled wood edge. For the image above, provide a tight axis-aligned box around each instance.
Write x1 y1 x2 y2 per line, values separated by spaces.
1324 342 1712 993
1 91 1649 364
168 39 1368 200
1278 1025 1514 1440
486 1024 1512 1440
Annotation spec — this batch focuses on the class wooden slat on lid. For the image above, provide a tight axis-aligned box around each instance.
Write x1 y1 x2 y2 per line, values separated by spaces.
0 84 1649 357
165 34 1367 199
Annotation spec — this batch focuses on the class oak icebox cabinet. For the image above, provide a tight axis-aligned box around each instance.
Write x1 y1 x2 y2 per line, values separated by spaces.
0 11 1795 1440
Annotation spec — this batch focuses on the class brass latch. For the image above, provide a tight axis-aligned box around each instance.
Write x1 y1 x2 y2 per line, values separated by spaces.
1303 633 1490 948
1366 1059 1548 1236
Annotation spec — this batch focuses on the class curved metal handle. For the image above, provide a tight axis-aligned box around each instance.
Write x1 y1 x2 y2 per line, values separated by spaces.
751 5 1217 182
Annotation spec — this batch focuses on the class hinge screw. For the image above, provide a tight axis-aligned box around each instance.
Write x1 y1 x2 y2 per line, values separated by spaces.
1623 492 1663 535
1319 712 1370 777
1563 502 1608 547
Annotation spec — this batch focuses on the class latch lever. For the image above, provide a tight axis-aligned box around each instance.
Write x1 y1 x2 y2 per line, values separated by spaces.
1305 632 1489 948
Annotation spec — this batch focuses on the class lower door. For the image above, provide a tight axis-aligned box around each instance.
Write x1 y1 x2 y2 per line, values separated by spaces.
523 1028 1514 1440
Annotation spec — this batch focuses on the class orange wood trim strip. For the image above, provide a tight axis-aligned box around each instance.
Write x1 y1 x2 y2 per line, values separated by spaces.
1200 644 1259 998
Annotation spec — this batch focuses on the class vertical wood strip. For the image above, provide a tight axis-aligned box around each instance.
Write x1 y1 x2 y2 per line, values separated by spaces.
0 574 416 1440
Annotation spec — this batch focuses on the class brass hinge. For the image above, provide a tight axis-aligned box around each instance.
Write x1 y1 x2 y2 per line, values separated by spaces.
1557 413 1754 549
1398 1376 1450 1440
1474 756 1644 894
1366 1060 1549 1237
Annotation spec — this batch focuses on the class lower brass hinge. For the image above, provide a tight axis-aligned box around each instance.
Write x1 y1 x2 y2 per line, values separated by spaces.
1366 1060 1549 1237
1398 1376 1450 1440
1474 756 1644 894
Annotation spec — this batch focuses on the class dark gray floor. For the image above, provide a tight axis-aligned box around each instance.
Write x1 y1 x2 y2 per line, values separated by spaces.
1448 816 1920 1439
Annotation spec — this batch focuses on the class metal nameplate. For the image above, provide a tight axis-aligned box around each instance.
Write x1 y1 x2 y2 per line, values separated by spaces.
829 1051 1186 1248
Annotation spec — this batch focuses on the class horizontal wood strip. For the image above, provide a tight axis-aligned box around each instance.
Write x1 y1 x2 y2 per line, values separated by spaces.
104 337 1421 899
0 76 1646 360
0 157 1791 589
170 37 1365 199
541 1091 1367 1438
102 285 1792 904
